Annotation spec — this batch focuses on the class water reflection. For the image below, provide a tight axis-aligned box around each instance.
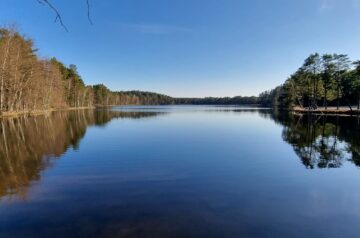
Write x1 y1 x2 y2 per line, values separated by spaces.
1 107 360 238
265 111 360 169
1 107 359 200
0 109 164 198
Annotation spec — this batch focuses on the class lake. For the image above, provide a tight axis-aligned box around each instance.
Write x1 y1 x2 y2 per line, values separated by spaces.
0 106 360 238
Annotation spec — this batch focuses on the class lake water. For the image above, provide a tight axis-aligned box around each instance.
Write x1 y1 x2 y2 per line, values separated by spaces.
0 106 360 238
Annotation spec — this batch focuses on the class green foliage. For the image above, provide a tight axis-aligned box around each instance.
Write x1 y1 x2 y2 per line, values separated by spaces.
259 53 360 110
2 28 359 111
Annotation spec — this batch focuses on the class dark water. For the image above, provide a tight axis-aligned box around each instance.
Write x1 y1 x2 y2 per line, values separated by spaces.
0 106 360 238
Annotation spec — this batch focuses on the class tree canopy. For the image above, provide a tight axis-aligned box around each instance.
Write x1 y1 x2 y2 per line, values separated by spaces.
259 53 360 110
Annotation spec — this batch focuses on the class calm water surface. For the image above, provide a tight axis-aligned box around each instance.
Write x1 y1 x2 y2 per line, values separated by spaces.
0 106 360 238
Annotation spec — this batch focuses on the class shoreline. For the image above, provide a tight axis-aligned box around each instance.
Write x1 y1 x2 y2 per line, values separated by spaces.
292 106 360 116
0 107 95 119
1 105 359 119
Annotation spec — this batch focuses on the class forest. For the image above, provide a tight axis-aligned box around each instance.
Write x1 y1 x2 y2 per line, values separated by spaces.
0 27 265 116
258 53 360 110
0 27 179 115
0 27 256 114
1 28 359 116
175 96 259 105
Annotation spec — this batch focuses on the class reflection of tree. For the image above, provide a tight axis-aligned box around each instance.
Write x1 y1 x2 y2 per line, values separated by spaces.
264 110 360 169
0 109 164 199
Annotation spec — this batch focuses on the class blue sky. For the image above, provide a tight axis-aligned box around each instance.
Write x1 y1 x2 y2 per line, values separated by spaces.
1 0 360 97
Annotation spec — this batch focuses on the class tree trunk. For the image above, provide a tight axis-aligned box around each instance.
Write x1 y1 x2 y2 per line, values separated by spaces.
0 36 12 113
337 86 340 110
307 80 311 108
314 76 318 109
339 86 353 113
9 48 21 112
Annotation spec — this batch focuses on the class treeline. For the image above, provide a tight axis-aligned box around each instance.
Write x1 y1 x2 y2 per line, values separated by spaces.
92 84 174 105
4 27 263 114
175 96 259 105
5 28 359 112
259 53 360 110
0 28 94 114
0 28 179 115
92 88 260 106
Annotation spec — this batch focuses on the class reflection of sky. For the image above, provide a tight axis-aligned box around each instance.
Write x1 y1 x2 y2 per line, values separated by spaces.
1 107 360 237
315 136 353 161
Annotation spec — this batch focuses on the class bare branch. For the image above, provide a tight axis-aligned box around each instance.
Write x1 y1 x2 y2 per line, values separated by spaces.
37 0 68 32
86 0 93 25
36 0 94 31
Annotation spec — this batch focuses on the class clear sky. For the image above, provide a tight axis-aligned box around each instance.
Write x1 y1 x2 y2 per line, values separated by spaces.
1 0 360 97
